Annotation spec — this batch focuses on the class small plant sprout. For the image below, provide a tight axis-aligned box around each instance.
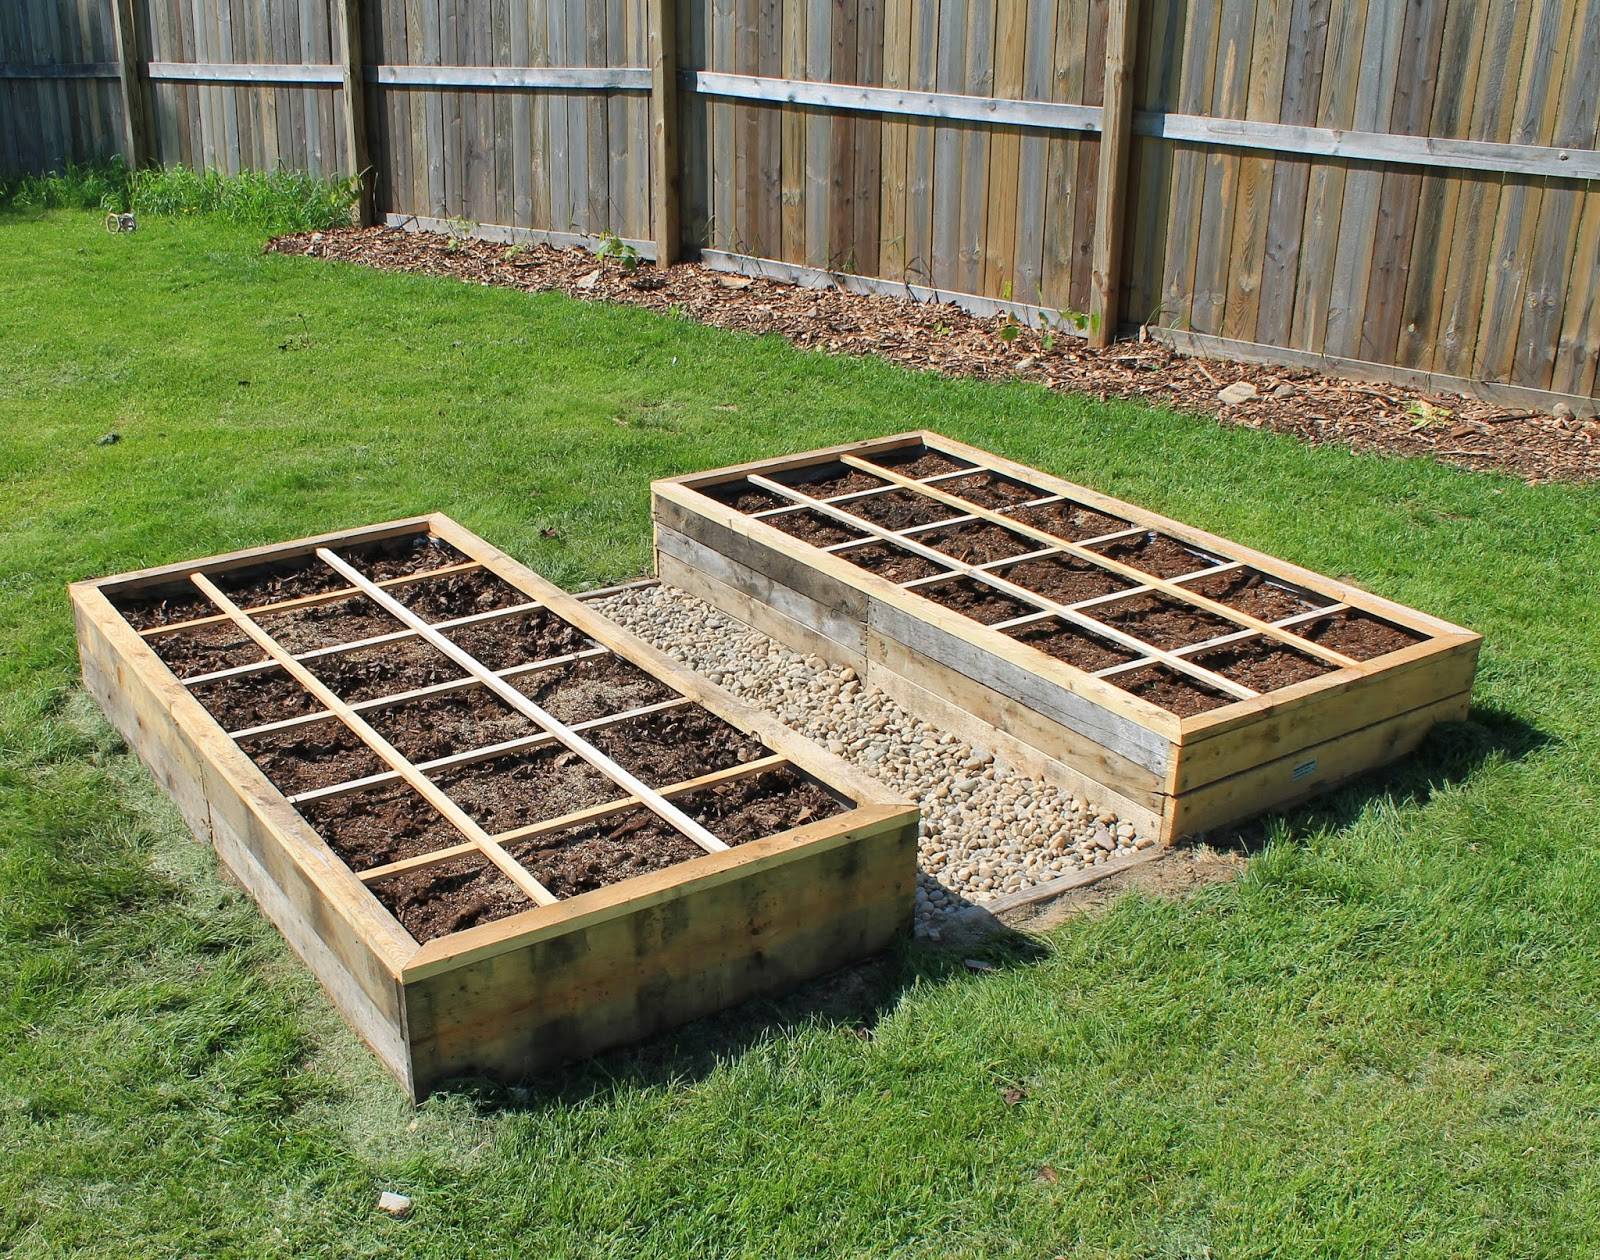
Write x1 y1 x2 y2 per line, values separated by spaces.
595 232 642 272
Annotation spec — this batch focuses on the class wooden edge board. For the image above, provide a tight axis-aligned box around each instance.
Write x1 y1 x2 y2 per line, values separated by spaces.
981 844 1164 917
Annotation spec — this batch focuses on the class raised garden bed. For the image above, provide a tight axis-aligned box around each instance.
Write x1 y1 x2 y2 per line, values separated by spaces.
71 515 917 1098
652 432 1482 842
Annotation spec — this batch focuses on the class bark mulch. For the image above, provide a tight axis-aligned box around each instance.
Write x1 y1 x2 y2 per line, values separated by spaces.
268 227 1600 485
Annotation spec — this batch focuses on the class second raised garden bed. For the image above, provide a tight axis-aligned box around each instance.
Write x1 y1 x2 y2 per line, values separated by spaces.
71 514 917 1098
652 432 1482 843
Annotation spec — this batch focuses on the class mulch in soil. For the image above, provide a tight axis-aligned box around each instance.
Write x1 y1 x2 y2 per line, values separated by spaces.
1189 635 1337 692
369 853 528 943
393 568 529 621
338 533 468 581
1176 566 1335 622
781 461 889 499
431 745 624 835
677 767 846 844
1003 617 1144 673
149 621 266 679
1088 531 1223 579
1002 499 1131 542
916 520 1041 566
993 554 1133 605
113 583 218 631
1289 608 1428 660
1108 664 1234 716
443 607 597 670
1085 592 1241 650
839 488 966 531
237 715 384 795
701 478 789 513
269 228 1598 485
365 685 538 762
513 653 680 726
861 444 975 478
837 542 953 583
300 782 468 872
939 471 1048 509
586 705 768 788
916 576 1040 625
505 806 705 899
190 666 322 730
252 595 400 654
307 637 466 702
765 507 868 547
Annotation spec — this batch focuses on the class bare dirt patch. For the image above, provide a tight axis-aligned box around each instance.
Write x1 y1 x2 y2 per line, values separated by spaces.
1002 617 1143 672
701 478 789 513
1107 664 1233 716
939 471 1048 509
190 666 322 730
1088 531 1221 579
765 507 867 547
369 854 528 943
149 622 266 679
1002 499 1131 542
505 807 706 899
586 705 769 788
1290 608 1428 660
860 444 975 478
1004 845 1247 934
839 488 965 531
512 653 680 725
994 554 1132 604
1177 566 1334 621
338 534 468 580
1189 635 1337 692
393 569 529 621
443 608 597 670
306 638 466 702
431 745 625 834
916 520 1039 565
300 782 468 871
916 576 1040 625
365 686 538 762
237 716 385 795
837 542 952 583
253 595 400 654
781 461 889 499
677 768 846 844
1085 592 1240 650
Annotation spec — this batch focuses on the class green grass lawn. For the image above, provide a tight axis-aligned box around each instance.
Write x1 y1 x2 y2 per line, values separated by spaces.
3 207 1598 1258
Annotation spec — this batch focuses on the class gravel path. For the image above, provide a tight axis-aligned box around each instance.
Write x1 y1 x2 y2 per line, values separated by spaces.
597 584 1154 939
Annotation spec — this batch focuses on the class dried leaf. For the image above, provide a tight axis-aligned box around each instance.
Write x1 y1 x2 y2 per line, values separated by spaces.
1037 1165 1060 1184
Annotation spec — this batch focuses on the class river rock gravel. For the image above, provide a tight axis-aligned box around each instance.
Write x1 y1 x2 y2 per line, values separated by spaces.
596 584 1153 939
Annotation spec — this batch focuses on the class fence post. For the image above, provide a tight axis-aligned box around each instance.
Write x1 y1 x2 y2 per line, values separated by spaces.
108 0 149 169
336 0 374 225
649 0 681 266
1088 0 1139 348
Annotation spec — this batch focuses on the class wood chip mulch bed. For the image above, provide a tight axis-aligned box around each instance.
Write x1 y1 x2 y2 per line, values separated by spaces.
267 227 1600 485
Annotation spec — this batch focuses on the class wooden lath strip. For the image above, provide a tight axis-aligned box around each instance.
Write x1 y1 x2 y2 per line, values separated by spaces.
316 549 730 856
189 574 560 909
839 453 1364 672
746 473 1258 702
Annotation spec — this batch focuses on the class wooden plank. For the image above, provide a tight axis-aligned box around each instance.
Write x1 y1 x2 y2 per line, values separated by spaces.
827 0 857 270
979 0 1024 299
337 0 373 221
1012 0 1059 308
651 0 681 260
876 0 908 277
1156 0 1220 329
852 0 883 277
900 0 937 283
108 0 149 166
493 0 515 227
1087 0 1135 345
1039 0 1087 312
144 60 345 83
584 0 611 234
1185 0 1254 337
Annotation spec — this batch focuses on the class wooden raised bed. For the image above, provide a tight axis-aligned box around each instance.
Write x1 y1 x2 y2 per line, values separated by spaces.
71 514 917 1098
652 432 1482 843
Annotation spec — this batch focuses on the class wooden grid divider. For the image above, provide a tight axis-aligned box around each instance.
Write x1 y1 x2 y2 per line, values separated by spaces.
315 549 731 857
189 573 563 910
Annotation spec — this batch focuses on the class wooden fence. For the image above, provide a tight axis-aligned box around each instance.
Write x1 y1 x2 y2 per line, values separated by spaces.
5 0 1598 412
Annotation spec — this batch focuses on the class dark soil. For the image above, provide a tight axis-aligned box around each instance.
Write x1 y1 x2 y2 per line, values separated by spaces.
114 583 217 630
1085 592 1241 650
939 471 1047 509
1107 664 1234 716
432 745 624 835
393 568 529 621
190 666 322 730
1189 635 1337 692
993 554 1133 604
780 461 889 499
337 533 468 581
253 596 399 654
208 555 350 608
365 686 538 762
916 577 1040 625
149 622 266 679
764 507 867 547
677 768 847 844
586 706 768 788
369 854 528 943
839 488 965 531
306 638 466 702
837 542 952 583
1003 618 1143 672
505 807 706 899
1002 499 1131 542
1177 566 1334 621
917 520 1039 565
513 653 680 725
861 444 975 479
1290 608 1428 660
443 607 597 670
237 716 385 795
300 782 468 871
1089 531 1221 579
700 478 789 513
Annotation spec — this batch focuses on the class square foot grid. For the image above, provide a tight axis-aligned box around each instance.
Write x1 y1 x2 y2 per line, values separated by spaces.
111 529 854 944
688 439 1438 717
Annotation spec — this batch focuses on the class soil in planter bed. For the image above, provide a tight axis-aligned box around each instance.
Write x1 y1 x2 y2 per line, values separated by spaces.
765 507 867 547
700 478 789 513
1107 664 1233 716
369 854 527 943
394 568 529 621
190 666 322 730
210 556 350 607
1189 635 1336 692
916 520 1039 565
837 542 952 583
307 638 466 702
431 745 624 834
863 445 974 479
444 607 597 670
677 767 846 844
114 583 218 630
1003 618 1143 672
254 595 400 654
149 621 267 679
780 461 889 499
939 471 1048 509
505 806 705 899
238 715 385 795
1291 608 1427 660
993 554 1133 604
840 488 965 531
513 653 680 726
366 686 539 763
338 533 468 581
1177 566 1334 621
1089 530 1221 579
1002 499 1131 543
586 706 768 788
916 576 1040 625
300 782 468 871
1085 592 1241 650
